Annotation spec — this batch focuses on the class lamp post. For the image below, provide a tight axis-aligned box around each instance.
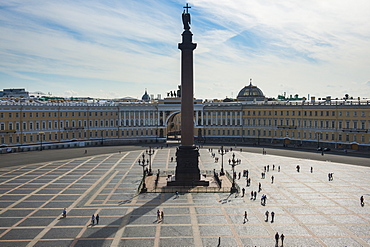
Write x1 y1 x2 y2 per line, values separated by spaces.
316 132 321 148
229 152 240 193
146 146 155 176
38 132 45 151
218 146 227 176
138 153 148 193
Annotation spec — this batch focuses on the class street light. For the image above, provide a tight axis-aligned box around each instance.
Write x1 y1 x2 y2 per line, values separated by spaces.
38 132 45 151
218 146 227 176
138 153 148 193
316 132 322 148
146 146 155 176
229 152 240 193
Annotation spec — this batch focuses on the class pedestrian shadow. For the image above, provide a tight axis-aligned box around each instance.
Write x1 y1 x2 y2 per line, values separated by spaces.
219 192 234 204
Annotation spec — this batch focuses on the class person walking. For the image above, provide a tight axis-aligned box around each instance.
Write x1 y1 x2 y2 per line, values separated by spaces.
62 208 67 218
161 210 164 222
157 209 161 222
360 195 364 206
311 167 313 173
265 210 269 222
278 166 280 172
275 232 280 246
271 175 274 184
96 214 99 224
271 211 275 223
253 191 257 200
242 188 245 197
250 191 254 200
91 214 95 225
281 233 285 246
244 211 248 223
258 183 262 192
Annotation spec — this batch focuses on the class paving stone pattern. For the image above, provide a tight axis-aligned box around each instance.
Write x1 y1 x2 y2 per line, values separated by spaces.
0 148 369 246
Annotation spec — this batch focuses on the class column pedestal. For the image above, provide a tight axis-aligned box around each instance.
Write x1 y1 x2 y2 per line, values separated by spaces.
167 146 209 186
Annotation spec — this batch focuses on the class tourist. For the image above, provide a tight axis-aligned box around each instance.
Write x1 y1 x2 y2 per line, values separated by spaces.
275 232 280 246
271 211 275 223
360 195 365 207
281 233 285 246
96 214 100 224
265 211 269 222
62 208 67 218
91 214 95 225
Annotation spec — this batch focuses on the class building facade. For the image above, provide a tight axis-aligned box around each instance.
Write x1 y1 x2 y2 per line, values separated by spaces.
1 96 370 153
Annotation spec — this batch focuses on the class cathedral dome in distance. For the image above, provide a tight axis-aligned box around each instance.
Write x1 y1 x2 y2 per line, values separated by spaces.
141 89 150 102
237 79 265 101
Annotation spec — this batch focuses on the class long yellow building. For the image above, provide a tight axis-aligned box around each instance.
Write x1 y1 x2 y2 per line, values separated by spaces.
1 85 370 153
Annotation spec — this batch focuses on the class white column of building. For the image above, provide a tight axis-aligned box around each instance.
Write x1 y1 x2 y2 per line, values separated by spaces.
210 111 213 125
133 111 136 126
215 111 218 125
123 111 126 127
206 112 209 125
201 110 204 126
220 111 223 126
138 111 141 126
157 111 160 126
128 112 131 127
240 111 242 125
195 110 199 126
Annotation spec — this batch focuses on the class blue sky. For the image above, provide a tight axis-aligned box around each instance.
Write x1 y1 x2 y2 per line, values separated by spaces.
1 0 369 99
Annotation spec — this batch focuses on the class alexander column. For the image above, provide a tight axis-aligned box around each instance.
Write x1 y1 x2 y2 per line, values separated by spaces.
168 4 208 186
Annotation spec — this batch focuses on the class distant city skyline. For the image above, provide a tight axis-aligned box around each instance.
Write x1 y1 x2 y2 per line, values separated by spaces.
1 0 369 100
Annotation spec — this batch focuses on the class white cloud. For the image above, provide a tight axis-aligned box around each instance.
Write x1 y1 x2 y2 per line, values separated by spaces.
0 0 369 99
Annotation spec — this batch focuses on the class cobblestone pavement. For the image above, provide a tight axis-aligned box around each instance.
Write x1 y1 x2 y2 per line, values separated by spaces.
0 147 369 246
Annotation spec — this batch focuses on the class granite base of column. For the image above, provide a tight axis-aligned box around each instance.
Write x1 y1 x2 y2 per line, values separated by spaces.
167 146 209 187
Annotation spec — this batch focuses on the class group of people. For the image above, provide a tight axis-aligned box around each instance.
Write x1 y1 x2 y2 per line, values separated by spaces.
156 209 164 223
62 209 100 226
91 214 100 226
328 173 334 181
275 232 285 246
265 211 275 223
